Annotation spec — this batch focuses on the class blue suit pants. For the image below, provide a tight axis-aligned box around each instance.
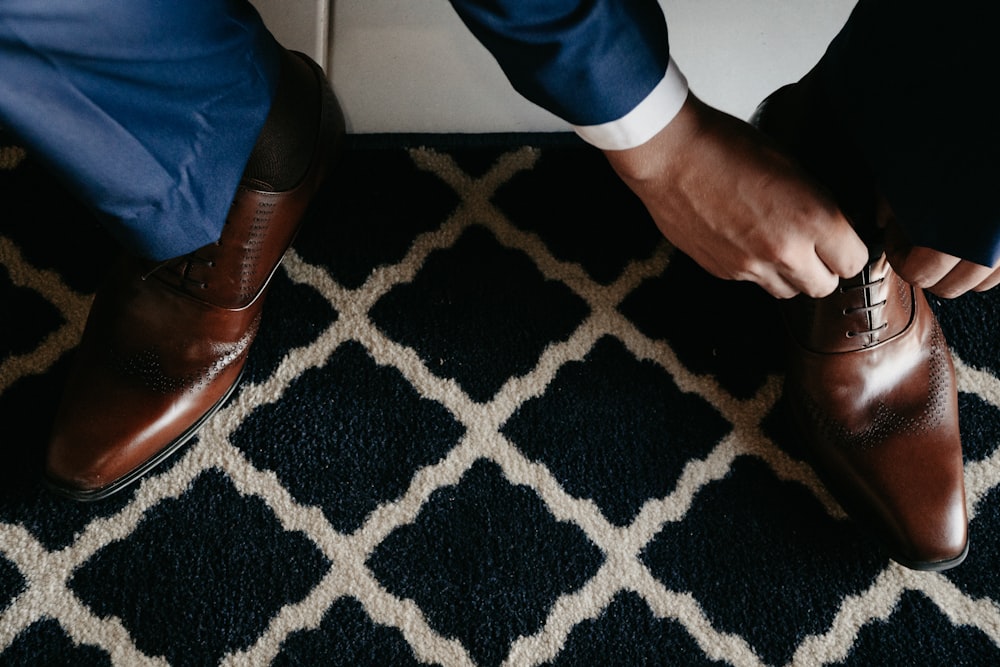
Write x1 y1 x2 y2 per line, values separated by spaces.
0 0 280 261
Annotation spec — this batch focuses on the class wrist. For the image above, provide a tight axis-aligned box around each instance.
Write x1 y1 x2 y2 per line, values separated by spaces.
572 57 690 151
602 91 704 184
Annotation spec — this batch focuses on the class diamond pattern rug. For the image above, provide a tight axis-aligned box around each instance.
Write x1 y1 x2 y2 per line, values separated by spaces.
3 133 1000 666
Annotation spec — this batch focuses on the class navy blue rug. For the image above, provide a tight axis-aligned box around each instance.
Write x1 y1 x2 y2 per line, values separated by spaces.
3 133 1000 666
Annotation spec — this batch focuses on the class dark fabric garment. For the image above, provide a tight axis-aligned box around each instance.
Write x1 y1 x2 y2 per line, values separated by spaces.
3 0 997 265
450 0 1000 266
818 0 1000 266
0 0 281 260
447 0 671 127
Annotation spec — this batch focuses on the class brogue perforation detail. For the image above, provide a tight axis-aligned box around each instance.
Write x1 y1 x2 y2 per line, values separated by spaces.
199 314 260 388
108 348 206 395
895 274 910 309
107 315 259 395
238 200 275 301
795 324 953 450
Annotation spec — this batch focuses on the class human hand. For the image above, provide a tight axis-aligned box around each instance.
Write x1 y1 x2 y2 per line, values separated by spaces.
883 213 1000 297
603 94 869 299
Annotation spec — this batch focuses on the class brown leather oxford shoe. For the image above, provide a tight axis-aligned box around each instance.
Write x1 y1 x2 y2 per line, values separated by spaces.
45 50 345 501
753 73 968 570
782 254 967 570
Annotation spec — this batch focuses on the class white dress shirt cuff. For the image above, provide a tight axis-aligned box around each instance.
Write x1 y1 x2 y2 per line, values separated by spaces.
572 57 689 151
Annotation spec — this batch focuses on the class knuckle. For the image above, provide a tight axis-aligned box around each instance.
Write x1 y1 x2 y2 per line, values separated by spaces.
804 279 837 299
929 287 959 299
933 284 966 299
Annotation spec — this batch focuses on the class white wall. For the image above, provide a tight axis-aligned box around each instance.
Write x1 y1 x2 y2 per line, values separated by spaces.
258 0 858 134
254 0 329 69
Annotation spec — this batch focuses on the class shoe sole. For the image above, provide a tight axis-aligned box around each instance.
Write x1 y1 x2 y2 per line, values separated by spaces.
892 539 969 572
785 400 970 572
43 368 246 503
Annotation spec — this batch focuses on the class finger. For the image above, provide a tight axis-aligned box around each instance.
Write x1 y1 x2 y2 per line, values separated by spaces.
891 246 961 290
771 247 840 298
748 266 800 300
791 259 840 298
813 212 869 279
929 260 997 298
764 278 801 300
882 217 916 276
974 267 1000 293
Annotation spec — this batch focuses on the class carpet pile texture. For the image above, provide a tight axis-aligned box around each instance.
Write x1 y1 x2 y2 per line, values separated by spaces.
3 133 1000 666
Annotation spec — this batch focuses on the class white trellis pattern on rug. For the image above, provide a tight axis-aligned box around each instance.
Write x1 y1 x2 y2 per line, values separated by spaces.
2 143 1000 666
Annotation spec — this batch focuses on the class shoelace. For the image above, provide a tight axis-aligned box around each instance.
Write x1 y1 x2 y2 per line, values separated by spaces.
840 273 889 339
140 252 215 289
180 253 215 289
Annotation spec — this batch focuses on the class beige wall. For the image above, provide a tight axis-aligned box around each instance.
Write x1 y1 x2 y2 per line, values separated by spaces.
254 0 329 68
257 0 858 134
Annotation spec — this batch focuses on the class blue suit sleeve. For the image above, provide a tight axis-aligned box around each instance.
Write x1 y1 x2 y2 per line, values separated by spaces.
448 0 672 127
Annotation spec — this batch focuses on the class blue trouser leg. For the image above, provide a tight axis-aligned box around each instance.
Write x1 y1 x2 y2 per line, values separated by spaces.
0 0 281 260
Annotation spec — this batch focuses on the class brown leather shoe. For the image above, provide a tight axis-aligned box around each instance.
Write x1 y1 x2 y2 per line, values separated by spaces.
753 75 968 570
782 255 967 570
45 50 345 501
